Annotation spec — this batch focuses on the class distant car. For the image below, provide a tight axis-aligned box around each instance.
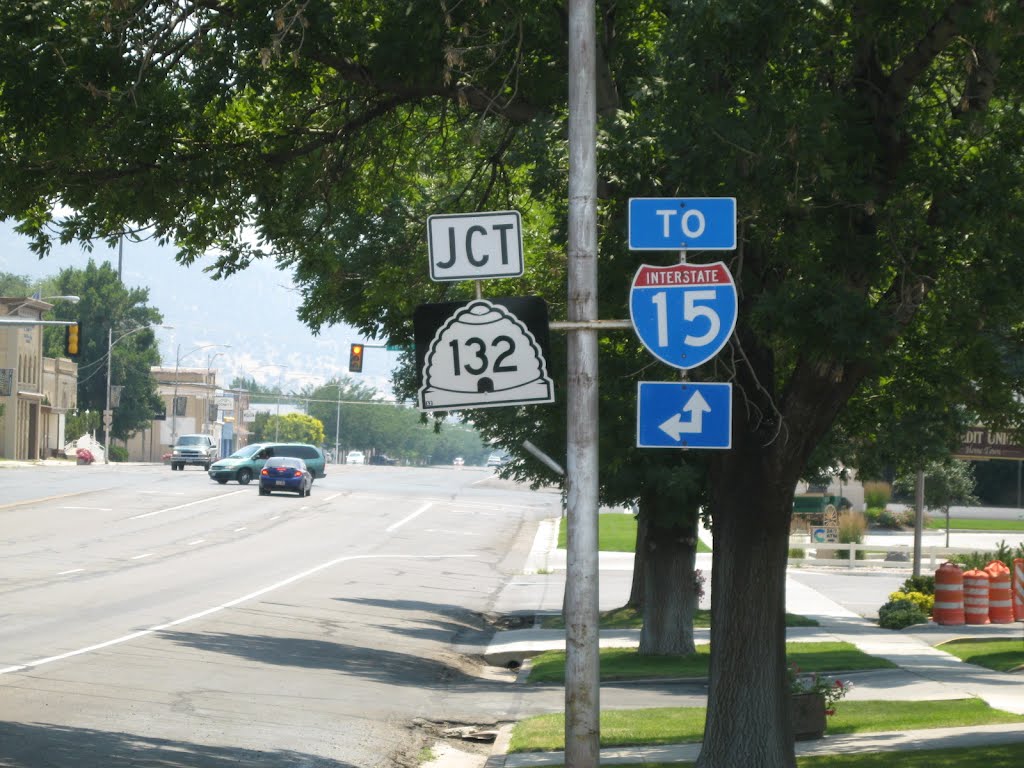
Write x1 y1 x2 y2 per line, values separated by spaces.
170 434 218 471
258 456 312 497
346 450 365 465
487 452 505 468
209 442 326 484
453 456 464 466
369 453 397 466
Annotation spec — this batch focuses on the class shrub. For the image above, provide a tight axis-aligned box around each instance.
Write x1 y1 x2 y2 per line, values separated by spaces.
836 511 866 560
888 590 935 616
863 507 884 527
876 507 912 529
950 540 1024 571
109 445 129 463
789 548 806 559
878 598 929 630
901 574 935 596
863 481 891 509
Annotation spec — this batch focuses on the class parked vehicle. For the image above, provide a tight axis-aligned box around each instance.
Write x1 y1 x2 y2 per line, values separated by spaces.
346 450 365 465
486 452 506 468
170 434 218 471
208 442 327 484
369 453 397 466
258 457 312 497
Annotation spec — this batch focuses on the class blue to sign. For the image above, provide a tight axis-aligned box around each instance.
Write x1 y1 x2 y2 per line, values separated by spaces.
629 197 736 251
637 382 732 449
629 262 738 370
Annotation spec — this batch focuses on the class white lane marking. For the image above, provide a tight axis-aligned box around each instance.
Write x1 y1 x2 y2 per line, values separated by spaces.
188 539 205 546
234 527 246 532
131 553 154 560
60 506 112 511
58 568 85 576
130 490 247 520
269 516 280 521
386 502 432 533
0 553 476 676
322 493 342 502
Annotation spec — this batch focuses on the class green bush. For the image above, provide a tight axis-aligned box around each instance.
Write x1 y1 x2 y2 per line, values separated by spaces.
901 574 935 596
108 445 129 463
878 598 929 630
876 508 912 529
836 511 866 560
788 548 806 559
950 540 1024 571
863 481 891 509
888 590 934 616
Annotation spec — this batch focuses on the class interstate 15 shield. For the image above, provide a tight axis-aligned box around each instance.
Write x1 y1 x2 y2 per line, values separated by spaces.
629 262 737 370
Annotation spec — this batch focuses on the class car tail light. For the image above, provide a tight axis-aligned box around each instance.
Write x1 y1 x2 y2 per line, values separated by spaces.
292 469 302 477
261 468 269 476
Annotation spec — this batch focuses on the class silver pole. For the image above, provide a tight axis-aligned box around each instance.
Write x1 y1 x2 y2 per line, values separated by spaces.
104 327 113 464
913 469 925 576
565 1 600 765
335 389 341 464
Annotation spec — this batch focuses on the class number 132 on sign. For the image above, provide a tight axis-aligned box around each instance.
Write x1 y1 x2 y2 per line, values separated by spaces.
629 262 738 370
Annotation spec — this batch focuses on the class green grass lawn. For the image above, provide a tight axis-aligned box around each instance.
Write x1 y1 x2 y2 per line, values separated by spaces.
508 699 1024 753
937 638 1024 672
924 517 1024 531
596 743 1024 768
526 641 895 684
540 604 818 630
557 513 712 553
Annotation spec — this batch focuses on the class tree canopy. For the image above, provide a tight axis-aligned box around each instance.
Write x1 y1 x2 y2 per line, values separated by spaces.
4 2 1024 764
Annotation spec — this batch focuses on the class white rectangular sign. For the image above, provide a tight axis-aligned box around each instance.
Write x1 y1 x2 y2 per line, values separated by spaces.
427 210 524 282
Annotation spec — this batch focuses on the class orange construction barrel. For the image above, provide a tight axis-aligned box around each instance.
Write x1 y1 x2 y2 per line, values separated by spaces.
984 561 1014 624
1014 558 1024 621
932 562 965 625
963 569 991 625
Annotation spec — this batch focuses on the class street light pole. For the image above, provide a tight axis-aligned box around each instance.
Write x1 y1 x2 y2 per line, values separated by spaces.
104 323 173 464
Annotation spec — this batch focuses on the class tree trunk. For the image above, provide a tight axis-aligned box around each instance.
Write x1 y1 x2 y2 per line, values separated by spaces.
639 514 699 655
696 443 799 768
627 508 647 610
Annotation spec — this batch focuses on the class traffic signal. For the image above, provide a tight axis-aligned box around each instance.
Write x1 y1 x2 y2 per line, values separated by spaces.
349 343 364 373
65 323 81 358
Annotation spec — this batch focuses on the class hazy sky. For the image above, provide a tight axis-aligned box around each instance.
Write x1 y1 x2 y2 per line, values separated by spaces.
0 221 399 395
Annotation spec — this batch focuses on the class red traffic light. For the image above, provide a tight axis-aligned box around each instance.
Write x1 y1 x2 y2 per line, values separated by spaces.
349 343 364 373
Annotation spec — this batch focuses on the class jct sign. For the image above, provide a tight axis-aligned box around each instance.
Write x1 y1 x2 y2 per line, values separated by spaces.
427 210 524 282
629 262 738 370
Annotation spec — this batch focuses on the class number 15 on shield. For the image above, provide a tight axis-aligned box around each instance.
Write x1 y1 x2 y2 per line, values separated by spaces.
628 263 738 370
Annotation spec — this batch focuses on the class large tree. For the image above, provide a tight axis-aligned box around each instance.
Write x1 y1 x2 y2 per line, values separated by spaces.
43 260 166 441
3 3 1024 766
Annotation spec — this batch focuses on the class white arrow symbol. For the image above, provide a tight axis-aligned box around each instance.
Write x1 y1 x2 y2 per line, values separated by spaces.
659 390 712 440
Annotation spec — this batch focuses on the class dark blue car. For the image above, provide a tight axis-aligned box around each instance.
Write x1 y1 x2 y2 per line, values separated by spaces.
258 456 313 497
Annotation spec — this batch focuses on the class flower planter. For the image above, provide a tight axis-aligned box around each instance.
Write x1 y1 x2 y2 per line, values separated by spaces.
791 692 826 740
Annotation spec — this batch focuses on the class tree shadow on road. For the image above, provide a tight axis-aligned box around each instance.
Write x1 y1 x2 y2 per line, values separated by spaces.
156 629 501 689
0 720 360 768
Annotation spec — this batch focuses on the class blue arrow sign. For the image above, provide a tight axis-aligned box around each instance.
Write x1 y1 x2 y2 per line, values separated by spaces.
629 262 738 370
637 382 732 449
629 197 736 250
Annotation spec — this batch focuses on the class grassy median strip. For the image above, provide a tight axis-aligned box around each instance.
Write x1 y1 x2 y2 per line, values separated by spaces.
936 639 1024 673
508 699 1024 753
557 513 712 553
592 743 1024 768
526 641 895 684
540 605 818 630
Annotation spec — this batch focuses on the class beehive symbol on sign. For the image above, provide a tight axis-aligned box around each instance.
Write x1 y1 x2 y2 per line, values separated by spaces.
419 300 554 410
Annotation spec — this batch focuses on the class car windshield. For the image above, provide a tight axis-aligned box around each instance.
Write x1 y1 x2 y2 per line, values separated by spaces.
229 445 264 459
177 436 207 446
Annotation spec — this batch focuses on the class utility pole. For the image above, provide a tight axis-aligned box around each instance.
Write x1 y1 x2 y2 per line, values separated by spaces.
565 1 600 764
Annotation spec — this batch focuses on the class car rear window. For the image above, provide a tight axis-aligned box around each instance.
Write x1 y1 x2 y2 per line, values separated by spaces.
278 445 318 459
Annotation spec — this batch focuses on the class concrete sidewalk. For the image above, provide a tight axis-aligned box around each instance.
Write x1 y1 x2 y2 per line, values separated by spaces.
438 517 1024 767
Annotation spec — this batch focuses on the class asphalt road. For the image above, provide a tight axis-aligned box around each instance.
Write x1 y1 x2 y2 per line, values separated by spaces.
0 463 561 768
